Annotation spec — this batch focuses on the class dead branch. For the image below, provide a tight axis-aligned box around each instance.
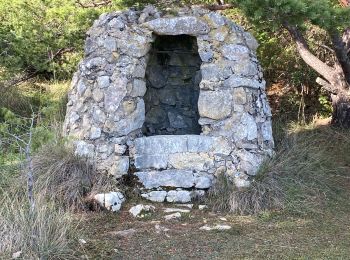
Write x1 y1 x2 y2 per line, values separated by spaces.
196 3 236 11
75 0 111 8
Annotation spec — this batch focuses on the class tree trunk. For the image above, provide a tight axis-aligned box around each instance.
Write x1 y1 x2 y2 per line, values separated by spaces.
331 91 350 127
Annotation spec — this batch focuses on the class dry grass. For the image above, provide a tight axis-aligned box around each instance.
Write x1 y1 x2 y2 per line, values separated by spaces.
207 123 350 215
32 142 95 211
0 193 75 259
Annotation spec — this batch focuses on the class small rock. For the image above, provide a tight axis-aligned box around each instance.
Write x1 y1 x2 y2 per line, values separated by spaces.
113 229 136 238
198 205 208 210
199 224 232 231
129 204 155 217
155 224 169 233
12 251 22 259
175 203 193 209
219 217 227 221
163 208 190 213
93 191 125 212
164 212 181 220
78 239 87 244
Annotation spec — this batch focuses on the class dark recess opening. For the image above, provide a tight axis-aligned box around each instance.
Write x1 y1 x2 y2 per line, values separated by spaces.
142 34 202 136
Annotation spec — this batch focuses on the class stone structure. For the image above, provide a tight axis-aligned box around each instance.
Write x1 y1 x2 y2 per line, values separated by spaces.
64 5 274 203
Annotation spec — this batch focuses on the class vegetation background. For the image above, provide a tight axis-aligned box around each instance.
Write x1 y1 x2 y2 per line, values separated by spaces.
0 0 350 259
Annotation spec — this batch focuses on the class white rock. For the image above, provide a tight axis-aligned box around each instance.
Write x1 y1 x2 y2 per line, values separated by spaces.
166 190 192 203
163 208 190 213
175 204 194 209
129 204 155 217
94 191 125 212
141 191 167 202
164 212 181 220
198 205 208 210
199 224 231 231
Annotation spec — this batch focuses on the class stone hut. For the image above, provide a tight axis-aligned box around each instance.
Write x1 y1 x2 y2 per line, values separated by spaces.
63 5 274 203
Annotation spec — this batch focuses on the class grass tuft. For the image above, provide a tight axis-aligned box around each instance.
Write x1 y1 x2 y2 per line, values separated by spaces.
32 141 95 211
207 124 350 215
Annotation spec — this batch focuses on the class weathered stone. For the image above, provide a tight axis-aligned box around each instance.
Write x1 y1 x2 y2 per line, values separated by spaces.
166 190 192 203
168 112 187 129
90 126 102 140
110 156 129 177
233 87 247 105
129 204 155 217
94 192 125 212
168 152 214 171
199 224 231 231
104 78 128 113
136 170 195 189
74 141 94 158
198 91 232 120
164 212 182 220
130 79 147 97
194 172 213 189
224 76 266 89
134 154 168 169
221 44 250 61
143 17 210 36
133 135 188 155
141 191 167 202
204 12 225 28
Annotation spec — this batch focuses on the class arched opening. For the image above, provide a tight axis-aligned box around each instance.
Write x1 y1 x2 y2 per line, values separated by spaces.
142 34 202 136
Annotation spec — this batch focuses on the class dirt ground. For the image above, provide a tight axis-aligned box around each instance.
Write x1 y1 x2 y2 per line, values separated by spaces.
75 201 350 260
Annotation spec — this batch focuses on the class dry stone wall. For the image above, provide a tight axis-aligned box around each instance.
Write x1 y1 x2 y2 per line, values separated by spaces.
63 5 274 203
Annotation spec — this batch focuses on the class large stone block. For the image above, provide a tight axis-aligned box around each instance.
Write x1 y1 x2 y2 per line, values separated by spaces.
133 135 188 155
135 170 195 189
143 17 210 36
168 152 214 171
198 91 232 120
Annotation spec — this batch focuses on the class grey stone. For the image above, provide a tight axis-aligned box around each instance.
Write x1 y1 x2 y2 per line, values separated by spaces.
194 173 213 189
198 91 232 120
74 141 94 158
221 44 250 61
224 76 266 89
130 79 147 97
168 152 214 171
143 16 210 36
141 191 167 202
110 156 129 177
134 154 168 169
90 126 102 139
129 204 155 217
133 135 188 155
168 112 187 129
136 169 195 189
166 190 192 203
96 76 110 88
164 212 182 220
204 12 226 28
104 78 128 113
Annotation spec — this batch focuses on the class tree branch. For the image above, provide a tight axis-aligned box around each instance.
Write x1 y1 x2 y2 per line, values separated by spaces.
283 23 341 89
75 0 111 8
197 3 236 11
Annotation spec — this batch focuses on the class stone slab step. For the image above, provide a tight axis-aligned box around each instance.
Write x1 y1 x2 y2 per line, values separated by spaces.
135 169 214 189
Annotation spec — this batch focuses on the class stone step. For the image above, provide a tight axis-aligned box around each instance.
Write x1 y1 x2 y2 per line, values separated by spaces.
135 169 214 189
